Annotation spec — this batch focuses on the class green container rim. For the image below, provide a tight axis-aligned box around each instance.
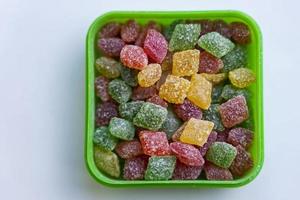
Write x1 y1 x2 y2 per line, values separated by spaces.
85 10 264 188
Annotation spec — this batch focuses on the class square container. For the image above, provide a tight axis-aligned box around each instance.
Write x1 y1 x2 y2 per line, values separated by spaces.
85 10 264 188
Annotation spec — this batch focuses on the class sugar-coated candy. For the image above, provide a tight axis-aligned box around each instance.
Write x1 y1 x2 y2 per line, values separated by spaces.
123 156 148 180
171 122 187 142
219 95 249 128
135 21 162 47
143 29 168 63
179 118 214 146
211 84 223 104
201 73 227 85
145 156 176 180
94 146 120 178
133 102 168 131
170 142 204 167
172 161 202 180
206 142 237 168
108 79 132 103
121 20 140 43
199 19 214 36
229 68 255 88
97 37 125 57
199 51 224 74
222 45 247 72
187 74 212 110
229 145 253 176
199 131 218 156
108 117 135 140
119 101 144 121
216 129 229 142
95 101 118 126
173 99 202 121
119 65 138 87
227 127 253 149
204 162 233 180
159 75 191 104
115 140 143 159
120 45 148 70
172 49 200 76
169 24 201 52
95 57 120 79
95 76 111 102
203 104 224 131
160 109 182 139
161 52 173 71
198 32 235 58
132 85 157 100
221 84 250 101
139 130 170 156
146 94 168 108
230 22 251 44
138 64 162 87
93 126 118 151
213 20 232 38
99 22 121 38
163 20 185 41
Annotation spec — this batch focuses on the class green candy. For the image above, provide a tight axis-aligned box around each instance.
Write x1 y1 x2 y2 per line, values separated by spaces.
160 108 182 139
145 156 176 180
212 84 223 104
198 32 235 58
108 79 132 103
164 20 185 41
93 126 118 151
108 117 135 140
119 101 145 121
203 104 224 132
169 24 201 52
221 84 251 101
95 57 120 79
119 65 138 87
222 45 247 72
206 142 237 168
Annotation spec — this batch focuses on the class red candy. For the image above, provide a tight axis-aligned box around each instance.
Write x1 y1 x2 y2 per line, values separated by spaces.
94 76 111 102
131 85 157 100
139 131 171 156
135 21 162 47
99 22 121 38
97 37 125 57
146 94 168 108
95 101 118 126
230 145 253 176
121 20 140 43
115 140 144 159
199 51 224 74
199 131 218 156
204 162 233 180
173 99 202 121
123 156 148 180
120 45 148 70
230 22 251 44
172 161 202 180
227 127 253 149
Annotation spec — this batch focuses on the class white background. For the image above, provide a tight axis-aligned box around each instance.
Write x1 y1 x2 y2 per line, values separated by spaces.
0 0 299 199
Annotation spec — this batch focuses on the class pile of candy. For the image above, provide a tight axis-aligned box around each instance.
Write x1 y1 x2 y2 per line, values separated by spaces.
93 19 255 181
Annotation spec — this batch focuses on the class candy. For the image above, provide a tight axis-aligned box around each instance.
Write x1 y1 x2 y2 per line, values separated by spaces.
108 117 135 140
213 20 232 38
187 74 212 110
179 118 214 146
123 156 148 180
172 49 200 76
159 75 191 104
204 162 233 180
230 22 251 44
115 140 143 159
95 76 111 102
199 51 224 74
171 122 187 142
95 57 120 79
198 32 235 58
119 101 144 121
169 24 201 52
229 145 253 176
139 130 171 156
132 85 157 100
135 21 162 47
143 29 168 63
203 104 224 131
133 102 168 131
99 22 121 38
137 64 162 87
164 20 185 41
222 45 247 72
221 84 251 101
199 131 218 156
173 99 202 121
160 109 182 139
94 146 120 178
172 161 202 180
229 68 256 88
97 38 125 57
170 142 204 166
206 142 237 168
211 84 223 104
201 73 227 85
120 20 140 43
108 79 132 103
161 52 173 71
120 45 148 70
119 65 138 87
144 156 176 180
146 94 168 108
227 127 253 149
95 101 118 126
93 126 118 151
219 95 249 128
199 19 214 36
216 129 229 142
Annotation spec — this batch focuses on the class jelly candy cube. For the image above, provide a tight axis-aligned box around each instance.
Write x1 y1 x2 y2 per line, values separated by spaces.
230 22 251 44
131 85 157 101
95 57 120 79
211 84 223 104
115 140 143 159
222 45 247 72
170 142 204 167
203 104 224 131
159 75 191 104
199 51 224 74
94 146 120 178
163 20 185 41
229 68 256 88
95 101 118 126
108 117 135 140
172 49 200 76
229 145 253 176
169 24 201 52
123 156 148 180
133 102 168 131
137 64 162 87
161 52 173 71
95 76 111 102
145 156 176 180
97 37 125 57
120 45 148 70
204 162 233 180
173 99 202 121
171 122 187 142
119 65 138 87
135 21 162 47
198 32 235 58
98 22 121 38
221 84 251 101
179 118 214 146
227 127 253 149
146 94 168 108
93 126 118 151
187 74 212 110
143 29 168 63
172 161 202 180
201 73 227 85
108 79 132 104
160 109 182 139
219 95 249 128
199 131 218 156
216 129 230 142
213 20 232 38
120 20 140 43
206 142 237 168
139 130 171 156
119 101 144 121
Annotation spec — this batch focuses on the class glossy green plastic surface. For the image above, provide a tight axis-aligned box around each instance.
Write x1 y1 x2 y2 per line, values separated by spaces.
85 10 263 188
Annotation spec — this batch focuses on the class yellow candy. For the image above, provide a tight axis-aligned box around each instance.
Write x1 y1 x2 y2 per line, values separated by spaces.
172 49 200 76
138 64 162 87
159 75 190 104
187 74 212 110
200 73 227 85
229 68 255 88
179 118 214 146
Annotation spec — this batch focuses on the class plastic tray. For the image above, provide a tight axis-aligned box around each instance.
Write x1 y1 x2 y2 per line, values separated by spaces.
85 10 264 188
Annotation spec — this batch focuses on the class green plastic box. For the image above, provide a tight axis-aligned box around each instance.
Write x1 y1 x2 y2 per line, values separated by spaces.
85 10 264 188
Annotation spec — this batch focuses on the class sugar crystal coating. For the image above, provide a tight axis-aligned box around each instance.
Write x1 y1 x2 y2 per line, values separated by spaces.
119 65 138 87
229 145 253 176
95 57 120 79
115 140 143 159
199 51 224 74
222 45 247 72
145 156 176 180
146 94 168 108
163 20 185 41
123 156 148 180
201 73 227 85
135 21 162 47
108 117 135 140
93 126 118 151
97 37 125 57
119 101 144 121
121 20 140 43
160 108 182 139
198 131 218 156
221 84 251 101
99 22 121 38
172 122 187 142
203 104 224 131
206 142 237 168
173 99 202 121
132 85 157 100
172 161 202 180
170 142 204 166
138 64 162 87
204 162 233 180
120 45 148 70
216 129 230 142
229 68 256 88
172 49 200 76
95 76 111 102
230 22 251 44
227 127 253 149
95 101 118 126
213 20 232 38
108 79 132 103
